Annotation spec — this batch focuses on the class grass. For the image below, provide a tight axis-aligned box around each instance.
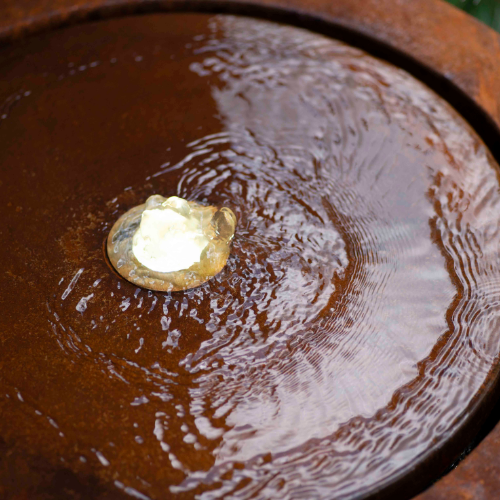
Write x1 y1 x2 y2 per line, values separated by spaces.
445 0 500 31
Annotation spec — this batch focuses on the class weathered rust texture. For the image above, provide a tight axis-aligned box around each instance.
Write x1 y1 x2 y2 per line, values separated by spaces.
417 422 500 498
0 0 500 130
1 1 500 499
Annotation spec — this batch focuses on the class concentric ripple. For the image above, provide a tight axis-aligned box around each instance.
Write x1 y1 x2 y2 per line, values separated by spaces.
2 12 500 500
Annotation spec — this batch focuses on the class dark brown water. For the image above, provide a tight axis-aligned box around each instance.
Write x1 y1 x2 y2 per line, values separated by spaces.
1 13 500 500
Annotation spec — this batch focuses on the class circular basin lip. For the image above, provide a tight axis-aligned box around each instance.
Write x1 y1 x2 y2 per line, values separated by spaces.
1 1 500 161
1 1 500 499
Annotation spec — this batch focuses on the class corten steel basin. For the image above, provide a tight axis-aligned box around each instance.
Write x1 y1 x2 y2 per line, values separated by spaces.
2 1 500 500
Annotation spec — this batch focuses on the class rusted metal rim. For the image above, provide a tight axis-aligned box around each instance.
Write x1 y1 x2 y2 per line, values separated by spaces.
2 1 500 499
2 0 500 163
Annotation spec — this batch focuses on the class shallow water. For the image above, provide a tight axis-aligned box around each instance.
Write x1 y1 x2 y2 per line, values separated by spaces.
1 13 500 500
107 194 237 291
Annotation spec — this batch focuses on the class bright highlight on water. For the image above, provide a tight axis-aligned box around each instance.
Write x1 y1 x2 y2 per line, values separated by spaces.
107 194 236 291
133 196 210 273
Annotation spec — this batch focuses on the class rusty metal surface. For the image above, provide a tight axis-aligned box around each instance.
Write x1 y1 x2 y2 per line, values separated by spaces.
416 426 500 499
1 1 500 499
0 0 500 132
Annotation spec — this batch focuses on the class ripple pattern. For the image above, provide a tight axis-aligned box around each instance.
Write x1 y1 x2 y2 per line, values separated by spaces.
2 13 500 500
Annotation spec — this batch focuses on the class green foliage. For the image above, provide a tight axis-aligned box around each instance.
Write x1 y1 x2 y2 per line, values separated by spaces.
445 0 500 32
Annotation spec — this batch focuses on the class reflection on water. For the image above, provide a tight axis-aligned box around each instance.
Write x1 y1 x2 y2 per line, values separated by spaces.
2 13 500 500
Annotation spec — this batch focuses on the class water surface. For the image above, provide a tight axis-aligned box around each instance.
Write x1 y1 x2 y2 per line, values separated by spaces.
1 13 500 500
